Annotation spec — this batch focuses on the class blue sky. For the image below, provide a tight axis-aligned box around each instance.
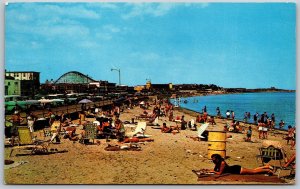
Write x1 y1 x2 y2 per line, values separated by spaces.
5 2 296 89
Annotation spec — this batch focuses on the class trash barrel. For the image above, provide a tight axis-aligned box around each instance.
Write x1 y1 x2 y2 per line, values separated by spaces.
208 131 226 159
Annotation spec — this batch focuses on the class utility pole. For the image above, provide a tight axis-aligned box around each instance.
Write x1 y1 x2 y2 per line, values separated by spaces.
111 68 121 85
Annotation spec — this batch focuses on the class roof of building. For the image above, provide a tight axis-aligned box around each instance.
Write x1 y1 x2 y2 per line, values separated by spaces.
5 71 40 73
54 71 96 84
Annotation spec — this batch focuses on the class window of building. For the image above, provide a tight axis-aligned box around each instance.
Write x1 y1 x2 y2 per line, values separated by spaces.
23 73 26 77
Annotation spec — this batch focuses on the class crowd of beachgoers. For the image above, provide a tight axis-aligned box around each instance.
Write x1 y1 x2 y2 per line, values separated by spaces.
4 96 296 184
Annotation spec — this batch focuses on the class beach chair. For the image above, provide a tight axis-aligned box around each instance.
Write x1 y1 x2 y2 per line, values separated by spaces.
256 145 294 178
126 122 147 137
43 128 53 140
51 120 61 133
256 145 285 166
83 123 97 144
197 123 209 139
9 126 50 157
190 119 196 130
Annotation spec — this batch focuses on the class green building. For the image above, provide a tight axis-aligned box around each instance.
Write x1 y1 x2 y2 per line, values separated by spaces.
5 76 21 95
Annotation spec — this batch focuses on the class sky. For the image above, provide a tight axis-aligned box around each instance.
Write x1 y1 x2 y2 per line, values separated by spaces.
5 2 296 89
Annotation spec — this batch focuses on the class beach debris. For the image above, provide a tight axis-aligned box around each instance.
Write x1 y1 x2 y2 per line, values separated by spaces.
186 149 192 153
4 161 28 170
199 155 203 157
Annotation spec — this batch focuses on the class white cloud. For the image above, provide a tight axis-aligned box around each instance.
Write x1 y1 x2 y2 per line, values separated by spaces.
103 25 120 33
122 3 177 20
78 41 100 48
36 4 101 20
95 32 112 41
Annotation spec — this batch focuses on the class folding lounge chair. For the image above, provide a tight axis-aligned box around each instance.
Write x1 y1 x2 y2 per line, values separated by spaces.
256 145 285 166
256 145 294 178
10 126 50 157
197 123 209 139
83 122 97 144
126 122 148 137
43 128 52 140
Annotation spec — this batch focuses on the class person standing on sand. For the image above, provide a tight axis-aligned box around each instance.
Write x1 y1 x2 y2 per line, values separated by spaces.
203 105 207 113
27 112 36 133
258 120 263 139
246 126 252 142
181 115 187 130
226 110 230 119
244 112 248 123
279 120 285 129
271 113 275 124
216 107 221 118
253 112 258 124
10 111 24 146
263 112 268 123
169 110 173 121
231 111 235 120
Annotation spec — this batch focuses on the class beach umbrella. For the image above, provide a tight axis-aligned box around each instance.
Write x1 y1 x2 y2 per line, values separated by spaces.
78 99 92 104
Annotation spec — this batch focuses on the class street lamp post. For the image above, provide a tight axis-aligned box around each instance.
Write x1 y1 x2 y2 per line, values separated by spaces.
111 68 121 85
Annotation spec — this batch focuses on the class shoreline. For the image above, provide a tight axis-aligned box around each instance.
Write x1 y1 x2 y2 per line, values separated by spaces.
175 106 290 133
169 92 295 131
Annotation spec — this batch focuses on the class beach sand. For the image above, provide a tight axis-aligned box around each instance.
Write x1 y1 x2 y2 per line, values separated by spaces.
3 104 296 184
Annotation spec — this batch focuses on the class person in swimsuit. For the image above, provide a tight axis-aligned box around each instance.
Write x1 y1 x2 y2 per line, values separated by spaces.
210 154 274 175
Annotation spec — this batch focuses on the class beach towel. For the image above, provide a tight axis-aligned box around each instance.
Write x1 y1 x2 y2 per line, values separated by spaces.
197 174 285 183
192 169 285 183
104 144 141 151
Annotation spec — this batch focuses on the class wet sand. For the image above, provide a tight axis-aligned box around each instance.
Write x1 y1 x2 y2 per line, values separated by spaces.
3 104 295 184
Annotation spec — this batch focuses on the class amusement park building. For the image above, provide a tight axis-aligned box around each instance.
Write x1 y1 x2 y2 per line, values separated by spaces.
41 71 117 94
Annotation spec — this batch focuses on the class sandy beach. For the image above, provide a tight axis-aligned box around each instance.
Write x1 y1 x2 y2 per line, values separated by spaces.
3 103 296 185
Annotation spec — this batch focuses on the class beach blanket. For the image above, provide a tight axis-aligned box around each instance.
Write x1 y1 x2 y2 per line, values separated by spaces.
104 144 141 151
192 170 285 183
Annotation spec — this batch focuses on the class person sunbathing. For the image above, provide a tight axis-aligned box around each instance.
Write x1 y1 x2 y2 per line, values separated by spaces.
122 137 154 143
210 154 274 175
284 153 296 169
208 116 216 125
161 123 173 133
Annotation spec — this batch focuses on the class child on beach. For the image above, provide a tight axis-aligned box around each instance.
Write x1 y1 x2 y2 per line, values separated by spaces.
246 126 252 142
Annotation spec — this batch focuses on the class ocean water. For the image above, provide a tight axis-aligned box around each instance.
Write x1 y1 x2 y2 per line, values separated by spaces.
171 92 295 130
